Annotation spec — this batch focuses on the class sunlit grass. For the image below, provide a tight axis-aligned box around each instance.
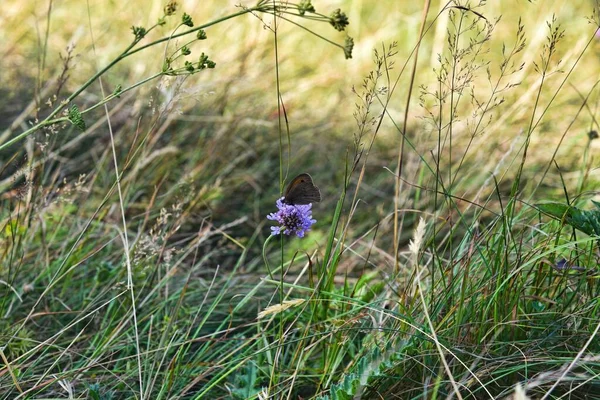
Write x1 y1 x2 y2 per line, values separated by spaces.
1 0 600 398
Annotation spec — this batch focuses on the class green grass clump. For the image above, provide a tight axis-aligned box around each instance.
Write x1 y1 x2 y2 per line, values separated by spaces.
1 0 600 399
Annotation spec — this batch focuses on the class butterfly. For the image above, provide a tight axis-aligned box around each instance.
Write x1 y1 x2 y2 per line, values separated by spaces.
283 173 321 205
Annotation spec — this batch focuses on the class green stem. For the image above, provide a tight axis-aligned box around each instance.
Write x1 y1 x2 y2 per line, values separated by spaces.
262 234 276 280
127 9 254 59
0 3 346 153
82 73 163 115
0 8 259 153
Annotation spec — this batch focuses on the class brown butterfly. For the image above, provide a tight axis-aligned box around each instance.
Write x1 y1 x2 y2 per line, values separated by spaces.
283 173 321 205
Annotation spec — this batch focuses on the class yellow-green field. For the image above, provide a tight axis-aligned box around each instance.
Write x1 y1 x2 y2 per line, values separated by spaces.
1 1 600 399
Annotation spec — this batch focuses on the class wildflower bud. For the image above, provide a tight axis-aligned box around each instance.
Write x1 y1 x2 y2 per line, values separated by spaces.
184 61 195 73
113 84 122 98
164 1 177 16
330 8 349 31
198 52 215 69
182 12 193 27
298 0 315 15
181 45 191 56
343 36 354 59
197 29 207 40
588 130 598 140
131 26 147 40
67 105 86 131
162 57 172 72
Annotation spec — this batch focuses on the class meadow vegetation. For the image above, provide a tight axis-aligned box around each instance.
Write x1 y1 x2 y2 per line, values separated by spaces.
1 0 600 398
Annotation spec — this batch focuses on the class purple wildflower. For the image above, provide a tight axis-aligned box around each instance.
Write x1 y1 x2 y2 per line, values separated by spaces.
554 258 587 272
267 197 316 238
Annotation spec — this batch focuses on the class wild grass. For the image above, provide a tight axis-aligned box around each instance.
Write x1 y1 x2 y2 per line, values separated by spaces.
1 0 600 399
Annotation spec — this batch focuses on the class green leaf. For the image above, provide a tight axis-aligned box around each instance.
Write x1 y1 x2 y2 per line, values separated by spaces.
230 362 260 399
535 202 570 220
87 384 101 400
536 202 600 236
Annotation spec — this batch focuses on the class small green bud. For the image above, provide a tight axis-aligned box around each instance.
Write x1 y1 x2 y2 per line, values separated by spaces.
162 57 172 72
181 46 191 56
182 12 193 27
343 36 354 59
330 9 349 31
164 1 177 16
131 26 147 40
196 29 207 40
199 52 208 65
68 105 86 131
197 53 216 69
113 84 122 98
185 61 195 73
298 0 315 15
157 17 166 26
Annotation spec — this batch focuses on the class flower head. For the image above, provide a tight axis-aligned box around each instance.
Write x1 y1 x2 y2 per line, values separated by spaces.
197 29 207 40
182 12 193 27
330 8 349 32
343 36 354 59
298 0 315 15
164 1 177 16
131 26 147 41
267 197 316 238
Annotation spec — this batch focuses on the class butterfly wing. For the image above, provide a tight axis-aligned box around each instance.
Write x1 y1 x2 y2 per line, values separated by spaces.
284 173 321 205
